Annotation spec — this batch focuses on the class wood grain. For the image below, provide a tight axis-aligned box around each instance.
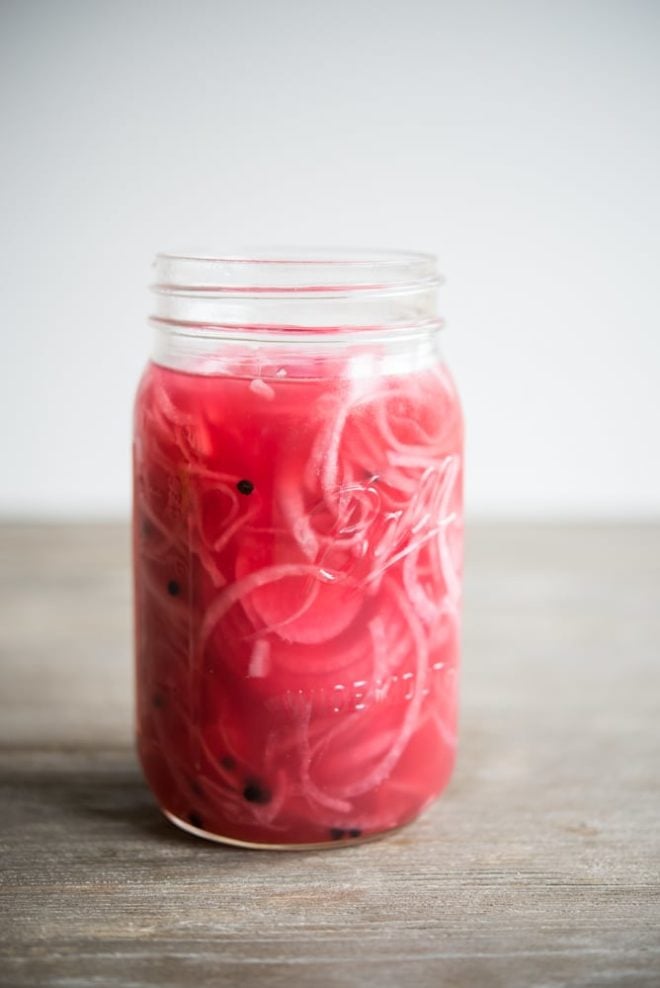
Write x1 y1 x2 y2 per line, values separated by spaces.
1 522 659 987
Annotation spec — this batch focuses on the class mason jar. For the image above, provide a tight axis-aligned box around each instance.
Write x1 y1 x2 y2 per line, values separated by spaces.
133 248 464 848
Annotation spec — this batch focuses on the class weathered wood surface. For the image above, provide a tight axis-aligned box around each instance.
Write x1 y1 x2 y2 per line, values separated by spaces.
0 522 659 988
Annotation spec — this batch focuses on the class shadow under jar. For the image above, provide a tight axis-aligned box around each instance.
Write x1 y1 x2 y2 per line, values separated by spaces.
133 248 464 848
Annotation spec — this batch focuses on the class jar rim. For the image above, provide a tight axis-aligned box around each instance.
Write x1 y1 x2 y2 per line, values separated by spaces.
153 247 441 295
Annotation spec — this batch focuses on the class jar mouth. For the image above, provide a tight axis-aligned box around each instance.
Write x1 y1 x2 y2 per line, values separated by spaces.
151 247 442 332
153 247 441 295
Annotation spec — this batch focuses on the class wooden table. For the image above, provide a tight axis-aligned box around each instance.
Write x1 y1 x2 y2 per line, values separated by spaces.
1 523 659 987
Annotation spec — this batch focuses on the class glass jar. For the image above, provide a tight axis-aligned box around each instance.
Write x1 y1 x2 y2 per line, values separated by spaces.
133 248 464 848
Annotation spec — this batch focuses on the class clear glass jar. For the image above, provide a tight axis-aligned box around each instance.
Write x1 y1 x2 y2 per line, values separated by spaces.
133 248 464 848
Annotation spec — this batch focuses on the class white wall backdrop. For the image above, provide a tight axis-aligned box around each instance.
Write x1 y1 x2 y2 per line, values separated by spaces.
1 0 659 518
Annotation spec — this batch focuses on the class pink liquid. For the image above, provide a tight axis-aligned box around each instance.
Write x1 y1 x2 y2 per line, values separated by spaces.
134 354 463 845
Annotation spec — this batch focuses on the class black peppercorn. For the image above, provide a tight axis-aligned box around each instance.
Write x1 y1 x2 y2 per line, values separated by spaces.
167 579 180 596
141 516 155 538
237 479 254 495
242 780 271 804
330 828 345 840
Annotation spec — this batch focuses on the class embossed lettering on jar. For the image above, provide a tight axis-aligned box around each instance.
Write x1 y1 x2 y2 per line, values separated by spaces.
133 249 464 848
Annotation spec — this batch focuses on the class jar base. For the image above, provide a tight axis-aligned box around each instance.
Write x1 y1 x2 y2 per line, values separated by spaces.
163 809 409 851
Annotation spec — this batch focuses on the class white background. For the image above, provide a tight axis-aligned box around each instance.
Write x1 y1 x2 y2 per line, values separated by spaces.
1 0 659 519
